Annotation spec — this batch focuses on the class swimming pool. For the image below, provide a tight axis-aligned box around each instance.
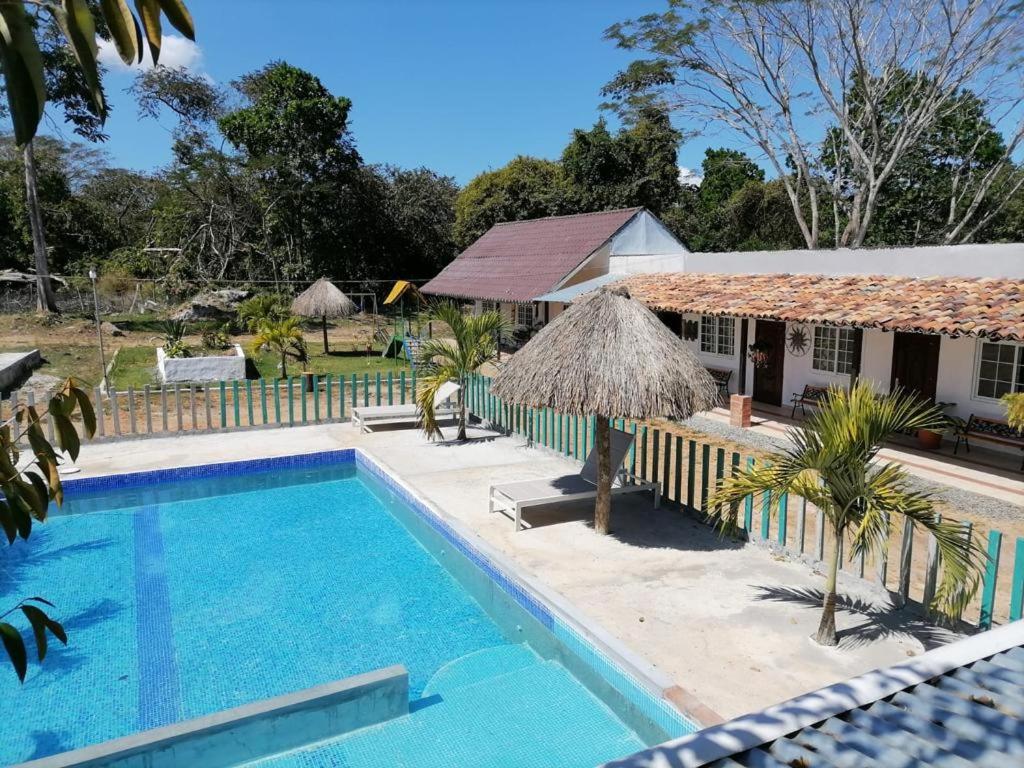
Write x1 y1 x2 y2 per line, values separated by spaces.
0 450 695 767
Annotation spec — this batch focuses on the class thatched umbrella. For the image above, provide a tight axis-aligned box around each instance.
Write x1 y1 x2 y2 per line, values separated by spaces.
291 278 356 353
491 285 718 534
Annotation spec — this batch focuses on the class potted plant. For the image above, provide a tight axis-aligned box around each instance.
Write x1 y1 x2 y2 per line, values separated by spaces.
916 401 955 449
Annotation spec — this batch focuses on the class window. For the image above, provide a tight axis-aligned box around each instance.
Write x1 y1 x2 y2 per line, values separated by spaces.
480 300 497 314
516 303 533 327
975 341 1024 400
812 326 857 375
699 316 735 356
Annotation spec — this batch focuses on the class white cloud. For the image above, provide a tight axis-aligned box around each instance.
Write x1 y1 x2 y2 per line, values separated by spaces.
98 34 203 73
679 166 703 186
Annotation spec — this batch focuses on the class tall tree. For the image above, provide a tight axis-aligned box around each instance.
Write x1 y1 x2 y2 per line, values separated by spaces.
604 0 1024 249
454 155 564 248
561 108 682 215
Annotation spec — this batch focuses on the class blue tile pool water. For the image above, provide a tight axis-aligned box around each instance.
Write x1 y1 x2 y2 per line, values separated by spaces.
0 452 692 767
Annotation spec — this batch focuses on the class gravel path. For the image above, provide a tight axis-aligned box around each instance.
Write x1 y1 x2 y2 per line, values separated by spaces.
679 415 1023 523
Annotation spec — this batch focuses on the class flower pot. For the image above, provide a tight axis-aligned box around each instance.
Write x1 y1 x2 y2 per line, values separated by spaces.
917 428 943 450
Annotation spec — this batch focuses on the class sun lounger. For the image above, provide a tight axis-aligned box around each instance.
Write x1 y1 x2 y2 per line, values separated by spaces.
488 426 659 531
351 381 459 433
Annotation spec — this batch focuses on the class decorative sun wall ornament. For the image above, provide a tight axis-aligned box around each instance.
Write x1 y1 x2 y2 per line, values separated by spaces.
787 325 810 356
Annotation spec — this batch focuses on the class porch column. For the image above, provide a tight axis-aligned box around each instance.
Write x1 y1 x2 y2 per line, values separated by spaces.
850 327 864 386
738 319 749 395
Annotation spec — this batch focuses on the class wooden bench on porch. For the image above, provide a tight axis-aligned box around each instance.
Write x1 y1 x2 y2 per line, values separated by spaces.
954 414 1024 470
707 367 733 404
790 384 830 419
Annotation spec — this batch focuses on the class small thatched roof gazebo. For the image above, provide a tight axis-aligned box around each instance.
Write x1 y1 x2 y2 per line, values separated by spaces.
491 285 718 534
291 278 356 353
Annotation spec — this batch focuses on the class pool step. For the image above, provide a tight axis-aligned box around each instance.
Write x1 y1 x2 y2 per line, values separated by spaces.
421 643 539 697
245 658 645 768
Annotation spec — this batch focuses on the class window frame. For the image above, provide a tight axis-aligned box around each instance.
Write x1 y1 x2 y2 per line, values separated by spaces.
698 315 735 357
811 325 858 376
973 339 1024 402
515 303 533 328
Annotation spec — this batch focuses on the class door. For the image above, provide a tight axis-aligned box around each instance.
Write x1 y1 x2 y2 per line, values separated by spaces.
752 320 786 406
890 332 940 402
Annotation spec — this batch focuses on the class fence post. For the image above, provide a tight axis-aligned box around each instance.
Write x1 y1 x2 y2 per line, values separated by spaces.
1010 537 1024 622
339 376 345 419
651 429 660 488
246 380 255 425
777 493 788 546
204 384 213 430
160 386 169 432
760 466 771 540
675 438 685 503
374 373 381 406
714 447 725 516
111 388 121 437
301 377 308 424
288 377 295 426
351 374 357 409
387 372 393 406
700 443 711 513
687 440 697 509
219 381 227 427
260 379 268 424
979 530 1003 630
797 498 808 555
143 385 152 434
174 384 183 432
273 379 281 424
363 374 370 407
898 517 915 604
94 386 105 437
400 372 406 406
663 435 673 502
922 525 941 615
743 457 754 532
326 375 333 420
189 384 197 430
127 387 137 434
312 375 320 423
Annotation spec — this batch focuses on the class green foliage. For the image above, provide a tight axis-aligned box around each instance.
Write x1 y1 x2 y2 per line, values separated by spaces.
201 323 230 351
708 382 986 645
1004 393 1024 431
159 319 191 358
250 317 308 379
415 301 509 441
0 0 195 145
454 156 565 249
1 378 96 680
237 294 289 333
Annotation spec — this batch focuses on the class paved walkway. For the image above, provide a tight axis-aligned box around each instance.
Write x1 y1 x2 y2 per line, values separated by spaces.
70 423 960 721
702 405 1024 506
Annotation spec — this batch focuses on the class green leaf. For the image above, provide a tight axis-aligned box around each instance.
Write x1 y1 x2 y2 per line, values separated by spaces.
0 623 28 682
20 605 50 661
0 4 46 146
25 596 57 608
56 0 107 120
134 0 162 64
100 0 140 64
157 0 194 40
73 386 97 438
54 415 81 462
45 616 67 645
0 501 17 544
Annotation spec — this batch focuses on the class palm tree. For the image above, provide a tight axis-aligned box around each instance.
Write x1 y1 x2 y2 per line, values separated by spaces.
250 317 308 379
1003 393 1024 430
708 381 986 647
416 301 508 441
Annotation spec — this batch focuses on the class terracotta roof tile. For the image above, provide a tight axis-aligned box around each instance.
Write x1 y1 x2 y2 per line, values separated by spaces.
621 273 1024 341
421 208 642 303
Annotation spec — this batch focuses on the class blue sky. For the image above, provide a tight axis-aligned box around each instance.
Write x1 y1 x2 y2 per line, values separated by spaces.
42 0 725 184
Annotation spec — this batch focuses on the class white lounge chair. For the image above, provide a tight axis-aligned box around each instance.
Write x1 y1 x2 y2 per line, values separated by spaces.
488 426 659 531
351 381 459 433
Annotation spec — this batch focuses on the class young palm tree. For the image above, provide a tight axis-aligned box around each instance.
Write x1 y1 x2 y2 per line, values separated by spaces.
1004 393 1024 430
708 381 986 646
416 301 509 440
250 317 308 378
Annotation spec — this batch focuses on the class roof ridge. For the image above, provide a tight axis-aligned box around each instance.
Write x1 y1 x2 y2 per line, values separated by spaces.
491 207 643 226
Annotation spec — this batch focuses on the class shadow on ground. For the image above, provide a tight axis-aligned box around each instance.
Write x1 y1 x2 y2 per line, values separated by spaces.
752 585 957 651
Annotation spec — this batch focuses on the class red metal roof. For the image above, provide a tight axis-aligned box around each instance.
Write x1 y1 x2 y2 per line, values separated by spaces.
421 208 642 303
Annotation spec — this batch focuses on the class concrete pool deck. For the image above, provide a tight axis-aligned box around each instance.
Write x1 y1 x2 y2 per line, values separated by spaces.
68 422 958 722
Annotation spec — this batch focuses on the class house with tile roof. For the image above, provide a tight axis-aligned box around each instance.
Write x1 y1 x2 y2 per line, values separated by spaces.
420 207 688 330
605 618 1024 768
536 243 1024 451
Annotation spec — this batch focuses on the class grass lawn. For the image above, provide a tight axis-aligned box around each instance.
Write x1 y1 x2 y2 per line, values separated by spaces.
251 348 412 380
109 346 159 389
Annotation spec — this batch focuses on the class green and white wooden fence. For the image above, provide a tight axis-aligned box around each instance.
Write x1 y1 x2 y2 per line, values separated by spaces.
460 373 1024 634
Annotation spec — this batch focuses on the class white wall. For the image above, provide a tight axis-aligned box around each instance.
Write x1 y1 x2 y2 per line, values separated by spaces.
678 313 744 395
159 344 246 383
936 336 1011 423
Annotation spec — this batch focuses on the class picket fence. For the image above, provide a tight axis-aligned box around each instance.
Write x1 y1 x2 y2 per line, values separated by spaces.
4 369 1021 632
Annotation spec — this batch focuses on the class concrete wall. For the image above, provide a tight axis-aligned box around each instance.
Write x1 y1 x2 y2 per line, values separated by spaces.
17 665 408 768
158 345 246 383
0 349 41 391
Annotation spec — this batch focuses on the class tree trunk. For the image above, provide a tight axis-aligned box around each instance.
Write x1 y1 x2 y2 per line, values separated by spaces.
594 415 612 534
815 526 843 646
24 141 58 314
322 315 329 354
457 384 467 441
